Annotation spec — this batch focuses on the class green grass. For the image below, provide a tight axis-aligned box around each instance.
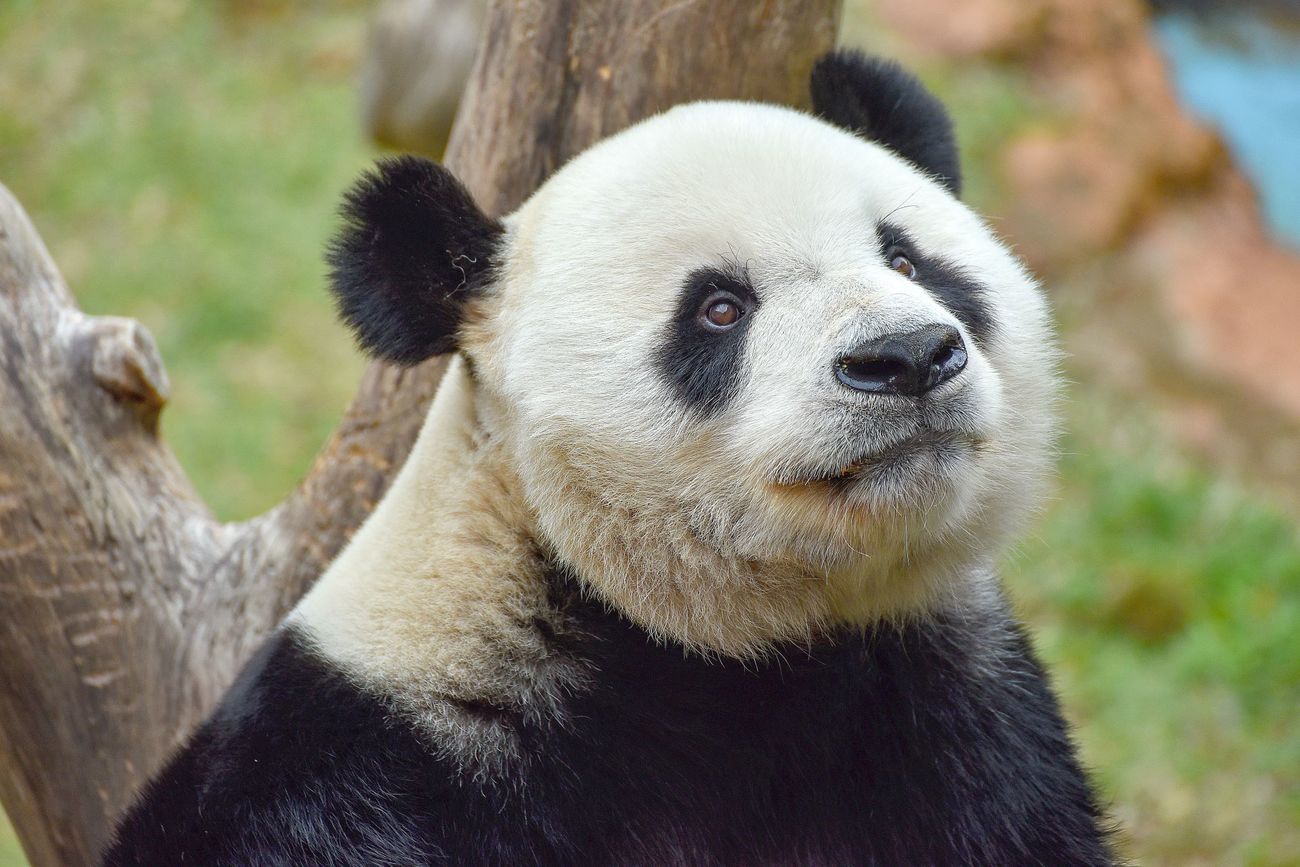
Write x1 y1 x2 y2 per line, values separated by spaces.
1007 400 1300 864
2 3 1298 866
0 0 369 521
0 816 19 867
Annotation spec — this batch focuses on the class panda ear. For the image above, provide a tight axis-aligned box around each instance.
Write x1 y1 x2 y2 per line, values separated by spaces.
810 51 962 197
327 156 502 365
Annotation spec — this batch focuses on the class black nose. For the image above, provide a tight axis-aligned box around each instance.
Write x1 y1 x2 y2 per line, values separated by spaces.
835 324 968 397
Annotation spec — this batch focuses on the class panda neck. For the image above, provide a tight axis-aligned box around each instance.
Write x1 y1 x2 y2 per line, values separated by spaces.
288 357 578 723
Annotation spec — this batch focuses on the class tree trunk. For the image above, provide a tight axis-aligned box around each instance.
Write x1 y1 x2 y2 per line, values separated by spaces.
0 2 839 864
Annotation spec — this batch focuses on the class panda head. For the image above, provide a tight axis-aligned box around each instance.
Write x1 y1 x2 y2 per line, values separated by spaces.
328 52 1058 657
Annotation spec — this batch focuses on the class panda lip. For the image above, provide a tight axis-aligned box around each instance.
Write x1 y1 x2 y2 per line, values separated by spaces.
776 430 980 488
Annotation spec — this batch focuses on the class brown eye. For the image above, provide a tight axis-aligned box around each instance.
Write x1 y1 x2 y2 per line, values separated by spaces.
701 295 744 330
890 254 917 279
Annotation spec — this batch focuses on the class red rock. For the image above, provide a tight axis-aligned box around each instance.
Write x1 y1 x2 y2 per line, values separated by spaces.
1134 171 1300 419
1001 130 1147 270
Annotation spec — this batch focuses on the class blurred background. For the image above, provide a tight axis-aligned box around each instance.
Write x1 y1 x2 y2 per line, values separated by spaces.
1 0 1297 863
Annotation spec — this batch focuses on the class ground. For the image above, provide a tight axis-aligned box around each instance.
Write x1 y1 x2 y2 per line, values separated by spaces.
0 1 1297 864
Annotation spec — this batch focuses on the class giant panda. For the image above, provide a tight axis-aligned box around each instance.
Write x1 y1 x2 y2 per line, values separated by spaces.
102 51 1116 866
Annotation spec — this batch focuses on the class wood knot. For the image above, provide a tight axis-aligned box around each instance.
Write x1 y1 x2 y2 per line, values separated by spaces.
84 316 171 422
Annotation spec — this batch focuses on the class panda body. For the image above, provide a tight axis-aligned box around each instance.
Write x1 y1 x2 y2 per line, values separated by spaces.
103 53 1115 866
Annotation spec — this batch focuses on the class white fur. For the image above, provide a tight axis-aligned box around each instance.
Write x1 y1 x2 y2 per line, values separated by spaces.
467 101 1058 654
291 358 587 772
302 98 1060 692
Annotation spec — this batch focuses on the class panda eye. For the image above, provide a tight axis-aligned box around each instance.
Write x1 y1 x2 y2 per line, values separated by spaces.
889 253 917 280
699 292 746 331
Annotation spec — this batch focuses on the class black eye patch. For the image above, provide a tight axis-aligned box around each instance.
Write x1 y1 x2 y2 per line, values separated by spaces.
877 222 994 346
654 267 759 419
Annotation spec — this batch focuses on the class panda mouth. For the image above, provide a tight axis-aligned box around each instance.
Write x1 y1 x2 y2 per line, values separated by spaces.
776 430 980 489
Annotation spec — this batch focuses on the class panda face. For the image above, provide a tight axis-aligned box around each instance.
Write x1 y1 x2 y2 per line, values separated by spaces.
328 53 1058 656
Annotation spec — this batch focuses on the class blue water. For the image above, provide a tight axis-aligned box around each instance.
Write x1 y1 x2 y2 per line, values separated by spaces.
1155 12 1300 249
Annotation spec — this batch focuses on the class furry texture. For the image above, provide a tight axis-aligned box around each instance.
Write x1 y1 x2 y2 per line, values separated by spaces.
103 571 1114 866
810 50 962 195
654 266 760 417
103 54 1111 865
288 360 586 776
467 99 1056 656
327 155 502 364
878 220 995 345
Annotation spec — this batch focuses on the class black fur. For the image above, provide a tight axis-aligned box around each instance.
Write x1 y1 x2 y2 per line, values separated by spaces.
327 156 502 365
654 267 759 418
880 220 995 346
103 567 1115 866
811 51 962 196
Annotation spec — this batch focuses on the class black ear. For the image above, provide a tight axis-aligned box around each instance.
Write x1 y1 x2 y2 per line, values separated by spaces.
327 156 502 365
810 51 962 196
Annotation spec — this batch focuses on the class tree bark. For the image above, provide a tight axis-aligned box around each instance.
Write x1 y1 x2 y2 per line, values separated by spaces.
0 2 839 864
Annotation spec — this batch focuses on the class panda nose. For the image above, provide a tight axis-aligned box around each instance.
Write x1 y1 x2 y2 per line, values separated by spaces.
835 324 968 397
